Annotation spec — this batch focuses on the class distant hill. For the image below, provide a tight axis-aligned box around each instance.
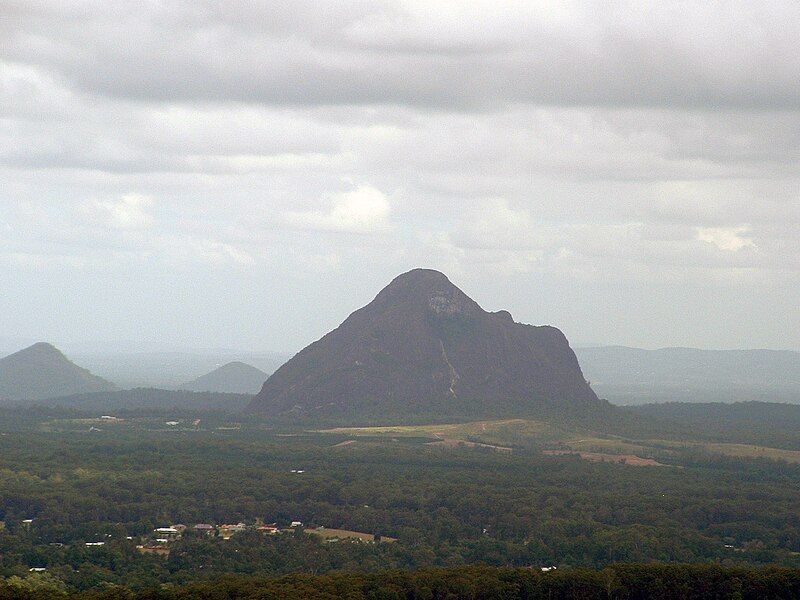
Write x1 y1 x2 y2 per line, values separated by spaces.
0 343 117 403
69 350 289 389
248 268 606 422
181 361 267 394
575 346 800 405
31 388 252 412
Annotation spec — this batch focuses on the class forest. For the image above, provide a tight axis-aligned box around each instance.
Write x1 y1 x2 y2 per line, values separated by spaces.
1 407 800 594
3 565 800 599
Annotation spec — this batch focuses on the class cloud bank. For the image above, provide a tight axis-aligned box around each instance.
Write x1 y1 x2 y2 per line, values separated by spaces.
1 1 798 351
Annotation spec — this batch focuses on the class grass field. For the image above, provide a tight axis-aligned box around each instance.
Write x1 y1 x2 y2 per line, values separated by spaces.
320 418 566 446
305 527 396 543
657 440 800 463
320 419 800 465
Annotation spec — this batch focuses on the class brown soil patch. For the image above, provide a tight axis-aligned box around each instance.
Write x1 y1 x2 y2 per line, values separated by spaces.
543 449 665 466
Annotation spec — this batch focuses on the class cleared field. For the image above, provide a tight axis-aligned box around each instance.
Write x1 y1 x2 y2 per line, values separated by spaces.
562 437 657 455
320 420 800 465
319 418 566 446
657 440 800 464
426 438 512 452
543 449 667 467
305 527 396 543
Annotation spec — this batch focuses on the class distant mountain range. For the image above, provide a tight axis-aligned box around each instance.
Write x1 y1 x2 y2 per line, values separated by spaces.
0 343 117 403
249 269 606 421
181 361 267 394
5 306 799 415
575 346 800 404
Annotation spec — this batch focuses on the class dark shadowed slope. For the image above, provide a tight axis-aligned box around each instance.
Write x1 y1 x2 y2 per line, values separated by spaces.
248 269 606 422
181 361 268 394
0 342 117 402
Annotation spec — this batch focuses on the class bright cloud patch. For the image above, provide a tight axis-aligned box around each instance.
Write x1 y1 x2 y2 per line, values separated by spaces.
285 185 391 233
90 194 155 230
696 226 757 251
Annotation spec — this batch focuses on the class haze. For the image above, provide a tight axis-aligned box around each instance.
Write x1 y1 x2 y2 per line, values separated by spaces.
2 1 799 354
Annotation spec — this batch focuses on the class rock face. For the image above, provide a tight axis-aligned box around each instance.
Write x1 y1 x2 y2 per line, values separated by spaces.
0 342 117 403
248 269 603 421
182 361 268 394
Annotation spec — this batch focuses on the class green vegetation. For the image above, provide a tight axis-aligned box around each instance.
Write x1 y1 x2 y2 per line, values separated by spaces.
1 407 800 594
0 409 800 593
3 565 800 599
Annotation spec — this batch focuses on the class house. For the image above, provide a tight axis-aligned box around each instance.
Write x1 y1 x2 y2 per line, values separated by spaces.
29 568 47 572
219 523 247 539
290 521 303 528
85 542 105 546
257 524 279 534
171 524 187 533
194 523 215 535
154 527 180 541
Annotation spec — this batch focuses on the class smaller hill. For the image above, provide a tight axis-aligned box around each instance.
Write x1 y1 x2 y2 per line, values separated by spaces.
0 342 117 403
181 361 268 394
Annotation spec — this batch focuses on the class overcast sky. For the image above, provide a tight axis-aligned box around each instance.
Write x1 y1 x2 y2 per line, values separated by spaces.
1 1 799 354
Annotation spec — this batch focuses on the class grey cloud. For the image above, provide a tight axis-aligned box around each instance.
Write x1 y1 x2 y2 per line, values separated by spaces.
1 1 799 351
3 1 800 110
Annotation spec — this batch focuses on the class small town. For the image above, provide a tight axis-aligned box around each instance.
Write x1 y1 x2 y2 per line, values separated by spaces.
135 520 395 556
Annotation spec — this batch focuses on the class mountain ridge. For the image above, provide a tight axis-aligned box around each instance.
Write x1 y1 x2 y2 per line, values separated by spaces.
248 268 605 422
575 345 800 405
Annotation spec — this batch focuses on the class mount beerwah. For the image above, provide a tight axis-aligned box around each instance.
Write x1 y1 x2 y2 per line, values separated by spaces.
248 269 607 421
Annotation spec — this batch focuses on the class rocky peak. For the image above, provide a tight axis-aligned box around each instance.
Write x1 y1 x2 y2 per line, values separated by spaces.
375 269 481 319
249 269 602 421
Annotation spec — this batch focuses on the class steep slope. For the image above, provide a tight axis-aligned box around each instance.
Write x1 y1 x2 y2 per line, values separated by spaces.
0 342 117 402
249 269 605 421
181 361 267 394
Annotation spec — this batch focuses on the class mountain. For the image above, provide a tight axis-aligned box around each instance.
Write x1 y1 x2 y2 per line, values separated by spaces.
575 346 800 405
0 342 117 403
181 361 267 394
248 268 604 422
69 350 289 389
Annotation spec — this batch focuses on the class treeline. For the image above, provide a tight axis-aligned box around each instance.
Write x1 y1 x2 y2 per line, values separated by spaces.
627 401 800 450
4 565 800 599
